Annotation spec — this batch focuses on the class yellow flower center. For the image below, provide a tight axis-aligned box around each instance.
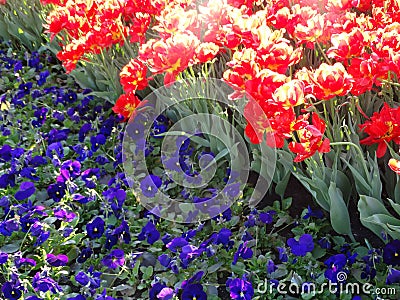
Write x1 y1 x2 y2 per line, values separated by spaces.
125 103 137 115
167 58 182 73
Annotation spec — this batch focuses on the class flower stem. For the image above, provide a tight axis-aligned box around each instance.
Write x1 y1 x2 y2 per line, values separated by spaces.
330 141 370 178
380 79 400 87
316 41 332 65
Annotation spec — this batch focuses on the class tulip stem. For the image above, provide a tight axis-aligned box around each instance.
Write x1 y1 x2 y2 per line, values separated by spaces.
316 41 332 65
380 79 400 87
330 141 370 178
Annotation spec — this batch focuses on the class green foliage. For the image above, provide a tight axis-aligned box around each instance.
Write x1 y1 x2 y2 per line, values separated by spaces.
70 45 132 103
278 147 354 240
0 0 49 51
358 195 400 241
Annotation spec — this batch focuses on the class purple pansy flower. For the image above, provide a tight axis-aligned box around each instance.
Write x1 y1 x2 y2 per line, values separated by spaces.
259 210 276 224
86 217 105 239
81 168 100 189
277 247 288 262
1 281 23 300
14 254 36 268
46 254 68 267
0 219 19 236
90 134 106 152
140 175 162 198
53 208 76 222
303 205 324 219
383 239 400 266
0 252 8 264
61 160 81 179
14 182 35 200
67 295 86 300
77 247 93 263
215 228 232 247
227 275 254 300
233 242 253 265
386 268 400 284
47 182 66 202
32 271 62 294
32 107 48 127
102 249 125 269
166 237 188 253
157 287 175 300
149 282 167 300
324 254 348 282
138 221 160 245
181 284 207 300
158 254 172 268
287 234 314 257
267 259 277 274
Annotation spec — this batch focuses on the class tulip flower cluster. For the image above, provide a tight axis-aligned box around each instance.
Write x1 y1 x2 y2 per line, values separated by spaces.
42 0 400 162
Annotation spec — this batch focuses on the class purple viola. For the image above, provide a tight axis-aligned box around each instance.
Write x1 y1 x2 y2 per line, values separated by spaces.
140 175 162 198
138 221 160 245
101 249 125 269
287 234 314 257
86 217 105 239
227 275 254 300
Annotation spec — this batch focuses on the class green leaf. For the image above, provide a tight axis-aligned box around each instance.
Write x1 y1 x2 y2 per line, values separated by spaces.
231 261 246 275
62 233 85 246
86 91 117 102
70 69 98 91
282 197 292 210
328 182 352 237
208 262 223 273
112 284 136 294
354 246 369 257
66 246 79 262
358 195 391 241
302 292 317 300
359 195 389 215
179 203 194 213
206 285 219 297
343 161 373 197
292 173 330 211
106 214 118 226
35 189 48 202
332 170 352 202
214 147 230 161
140 266 153 280
312 245 326 259
1 241 21 253
274 215 289 227
155 131 211 148
363 214 400 240
0 19 11 40
367 155 382 199
395 176 400 204
43 217 57 224
388 199 400 217
270 264 288 279
275 172 291 199
331 236 345 247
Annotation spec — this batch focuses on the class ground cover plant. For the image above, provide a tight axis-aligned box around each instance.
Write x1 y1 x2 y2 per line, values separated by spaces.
1 0 400 299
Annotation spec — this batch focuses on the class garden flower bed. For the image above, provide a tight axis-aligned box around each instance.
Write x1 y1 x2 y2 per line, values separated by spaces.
1 0 400 299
